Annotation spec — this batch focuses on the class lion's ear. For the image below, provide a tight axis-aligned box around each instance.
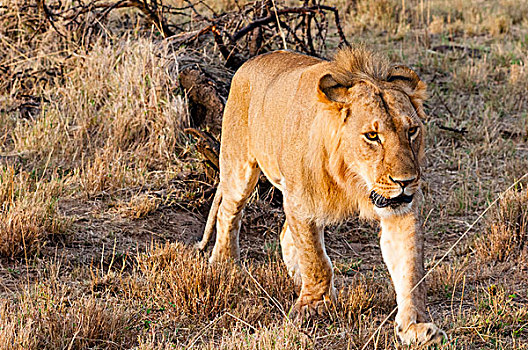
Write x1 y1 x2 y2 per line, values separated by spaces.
387 65 427 101
388 65 427 118
318 74 349 104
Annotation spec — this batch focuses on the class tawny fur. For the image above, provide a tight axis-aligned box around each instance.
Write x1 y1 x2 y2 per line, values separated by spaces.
199 47 445 346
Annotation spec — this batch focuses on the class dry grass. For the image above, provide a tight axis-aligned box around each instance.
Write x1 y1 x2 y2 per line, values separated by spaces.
1 0 528 349
345 0 528 37
0 279 136 349
8 38 188 192
115 193 162 219
475 190 527 262
0 166 65 258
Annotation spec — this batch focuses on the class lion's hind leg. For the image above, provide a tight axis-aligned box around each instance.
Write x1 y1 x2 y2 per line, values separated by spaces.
197 188 222 251
209 160 260 264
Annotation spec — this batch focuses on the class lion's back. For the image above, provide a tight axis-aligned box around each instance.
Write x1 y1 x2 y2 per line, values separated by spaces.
220 51 324 179
231 50 322 113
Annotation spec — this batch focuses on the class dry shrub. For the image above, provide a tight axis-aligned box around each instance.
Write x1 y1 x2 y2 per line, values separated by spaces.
0 166 65 258
135 337 175 350
501 0 528 25
5 36 188 197
451 59 492 93
475 189 528 262
136 324 310 350
347 0 401 33
122 243 296 329
75 147 150 198
488 14 511 36
0 2 72 95
509 64 526 86
0 284 135 350
428 15 445 34
427 259 469 300
127 242 243 322
508 64 528 104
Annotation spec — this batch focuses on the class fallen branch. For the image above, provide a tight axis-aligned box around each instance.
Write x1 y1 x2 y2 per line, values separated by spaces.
179 67 225 132
431 44 485 58
433 90 456 118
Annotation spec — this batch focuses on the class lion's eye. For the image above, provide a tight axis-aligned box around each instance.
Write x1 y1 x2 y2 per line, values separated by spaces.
364 132 379 142
408 126 418 137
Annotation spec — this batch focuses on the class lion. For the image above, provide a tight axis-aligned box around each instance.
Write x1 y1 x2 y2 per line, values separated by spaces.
197 47 446 346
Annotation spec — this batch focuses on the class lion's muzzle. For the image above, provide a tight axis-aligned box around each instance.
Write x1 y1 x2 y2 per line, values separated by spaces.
369 191 414 208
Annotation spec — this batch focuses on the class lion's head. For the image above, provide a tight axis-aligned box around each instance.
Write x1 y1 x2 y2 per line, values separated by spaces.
315 47 427 218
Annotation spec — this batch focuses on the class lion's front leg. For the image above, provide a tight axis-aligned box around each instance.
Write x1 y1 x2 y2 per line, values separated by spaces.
284 204 336 322
379 213 446 346
280 221 302 292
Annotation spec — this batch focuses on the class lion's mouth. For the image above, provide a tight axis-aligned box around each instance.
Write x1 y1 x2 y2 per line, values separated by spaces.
369 191 413 208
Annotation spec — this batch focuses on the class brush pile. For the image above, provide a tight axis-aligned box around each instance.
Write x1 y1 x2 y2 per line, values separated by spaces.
2 1 349 132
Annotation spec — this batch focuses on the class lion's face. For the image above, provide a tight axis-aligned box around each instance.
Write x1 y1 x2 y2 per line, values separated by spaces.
342 83 424 215
319 66 426 217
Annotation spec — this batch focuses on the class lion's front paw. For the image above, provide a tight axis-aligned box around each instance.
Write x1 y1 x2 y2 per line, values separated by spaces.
288 296 333 323
397 322 446 346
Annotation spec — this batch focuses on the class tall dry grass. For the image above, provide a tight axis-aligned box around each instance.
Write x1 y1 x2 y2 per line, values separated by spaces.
122 243 296 325
0 281 136 349
1 2 191 257
346 0 528 37
0 166 65 257
475 189 527 262
9 39 189 192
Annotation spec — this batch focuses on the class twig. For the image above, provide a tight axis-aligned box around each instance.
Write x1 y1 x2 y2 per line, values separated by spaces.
271 0 288 50
186 312 226 348
225 311 257 331
40 0 176 37
210 25 244 69
436 124 468 135
305 11 315 55
30 0 349 71
36 0 67 38
434 90 456 118
232 5 348 45
278 18 310 53
243 265 290 321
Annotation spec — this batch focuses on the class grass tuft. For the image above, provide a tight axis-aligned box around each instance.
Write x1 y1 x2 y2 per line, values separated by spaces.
475 189 528 262
0 280 135 350
0 166 65 258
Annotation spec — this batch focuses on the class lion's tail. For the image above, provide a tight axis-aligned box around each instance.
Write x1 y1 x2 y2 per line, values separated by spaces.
196 187 222 251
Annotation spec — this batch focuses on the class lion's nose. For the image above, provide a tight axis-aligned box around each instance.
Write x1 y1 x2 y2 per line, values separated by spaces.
389 175 416 188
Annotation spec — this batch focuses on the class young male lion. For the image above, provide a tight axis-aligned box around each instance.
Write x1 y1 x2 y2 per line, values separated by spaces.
197 47 446 346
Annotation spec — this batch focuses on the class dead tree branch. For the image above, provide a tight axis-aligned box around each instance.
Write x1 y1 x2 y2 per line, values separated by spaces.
35 1 350 67
38 0 176 38
231 5 349 46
